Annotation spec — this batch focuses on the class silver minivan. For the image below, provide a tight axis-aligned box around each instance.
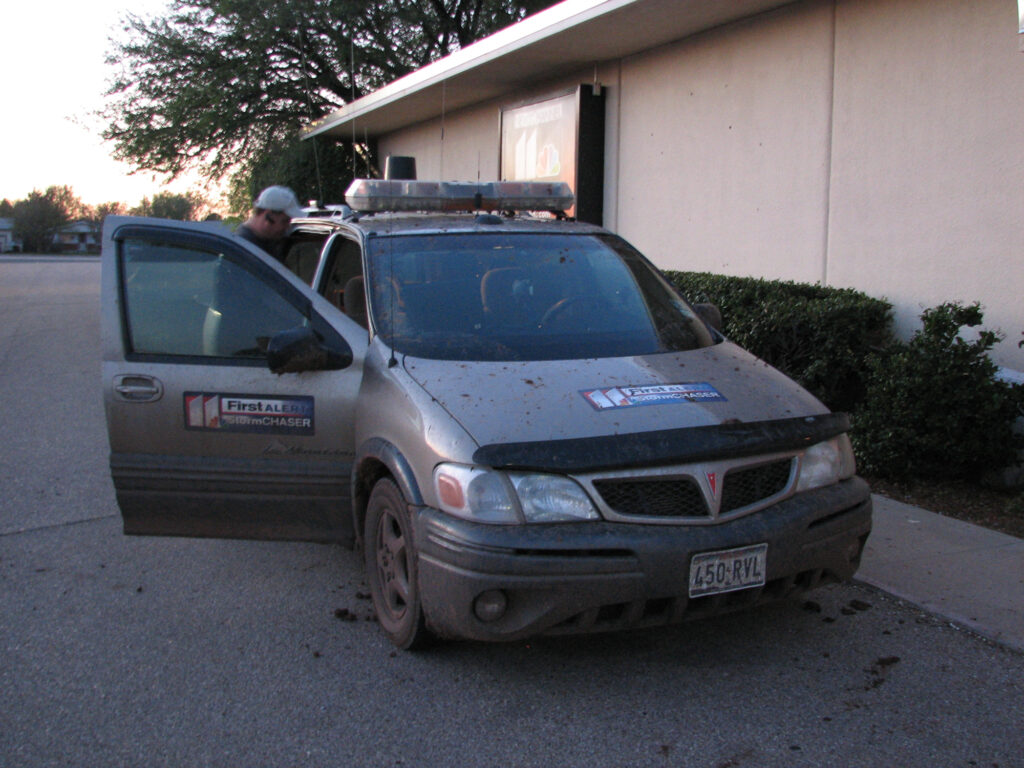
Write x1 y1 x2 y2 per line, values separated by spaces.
101 179 871 648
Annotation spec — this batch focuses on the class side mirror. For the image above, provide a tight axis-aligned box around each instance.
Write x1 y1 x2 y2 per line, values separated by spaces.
267 326 352 374
694 302 723 333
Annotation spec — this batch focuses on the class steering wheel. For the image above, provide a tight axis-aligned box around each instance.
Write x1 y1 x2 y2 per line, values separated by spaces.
540 295 599 327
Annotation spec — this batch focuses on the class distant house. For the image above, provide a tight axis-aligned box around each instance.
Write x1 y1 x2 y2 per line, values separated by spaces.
0 218 20 253
54 221 100 254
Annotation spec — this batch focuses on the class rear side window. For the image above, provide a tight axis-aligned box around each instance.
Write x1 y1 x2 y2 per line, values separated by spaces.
282 236 326 284
118 237 309 361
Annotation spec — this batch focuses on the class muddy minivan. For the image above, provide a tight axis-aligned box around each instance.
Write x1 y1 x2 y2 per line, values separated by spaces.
101 179 871 648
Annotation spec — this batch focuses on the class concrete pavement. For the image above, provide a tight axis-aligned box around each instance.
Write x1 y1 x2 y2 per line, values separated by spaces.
858 494 1024 654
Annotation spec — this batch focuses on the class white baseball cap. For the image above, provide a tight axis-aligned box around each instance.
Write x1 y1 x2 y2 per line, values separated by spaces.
254 186 304 218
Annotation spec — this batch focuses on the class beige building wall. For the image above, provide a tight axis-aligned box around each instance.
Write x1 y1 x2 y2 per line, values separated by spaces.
613 1 835 285
827 0 1024 367
378 105 500 181
375 0 1024 368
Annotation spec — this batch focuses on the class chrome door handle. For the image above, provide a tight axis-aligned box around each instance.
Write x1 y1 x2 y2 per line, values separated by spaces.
113 375 164 402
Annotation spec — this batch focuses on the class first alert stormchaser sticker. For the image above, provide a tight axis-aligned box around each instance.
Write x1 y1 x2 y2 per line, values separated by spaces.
185 393 314 435
581 382 727 410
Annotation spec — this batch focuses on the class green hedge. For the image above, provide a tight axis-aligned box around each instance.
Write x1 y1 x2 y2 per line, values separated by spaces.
665 271 893 411
851 302 1024 481
664 272 1023 483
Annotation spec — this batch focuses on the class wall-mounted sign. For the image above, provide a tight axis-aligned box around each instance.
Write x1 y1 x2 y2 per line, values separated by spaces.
502 91 576 184
500 85 605 224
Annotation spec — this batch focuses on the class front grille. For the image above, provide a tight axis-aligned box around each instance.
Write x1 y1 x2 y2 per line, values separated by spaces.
593 478 708 518
720 459 793 514
591 457 794 520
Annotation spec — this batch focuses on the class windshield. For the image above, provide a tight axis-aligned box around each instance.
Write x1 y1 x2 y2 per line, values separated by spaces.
366 232 715 361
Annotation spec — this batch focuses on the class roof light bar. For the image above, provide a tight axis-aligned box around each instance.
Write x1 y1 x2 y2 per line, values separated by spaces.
344 179 575 213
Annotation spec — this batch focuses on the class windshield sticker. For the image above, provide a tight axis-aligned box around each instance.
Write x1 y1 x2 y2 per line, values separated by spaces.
184 393 314 435
581 383 727 410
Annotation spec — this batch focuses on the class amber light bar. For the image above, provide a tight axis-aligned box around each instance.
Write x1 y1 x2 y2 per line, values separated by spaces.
344 179 575 213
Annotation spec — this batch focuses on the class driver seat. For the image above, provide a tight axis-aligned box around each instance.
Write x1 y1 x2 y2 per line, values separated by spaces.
481 268 535 327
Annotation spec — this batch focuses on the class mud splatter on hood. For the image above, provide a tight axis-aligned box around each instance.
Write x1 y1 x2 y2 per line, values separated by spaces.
403 342 828 448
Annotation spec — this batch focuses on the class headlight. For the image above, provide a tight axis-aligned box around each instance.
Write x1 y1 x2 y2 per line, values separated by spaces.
434 464 518 523
509 473 600 523
795 435 856 492
433 464 599 524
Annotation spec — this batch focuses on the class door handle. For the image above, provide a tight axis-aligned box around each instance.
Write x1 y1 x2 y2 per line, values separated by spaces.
113 375 164 403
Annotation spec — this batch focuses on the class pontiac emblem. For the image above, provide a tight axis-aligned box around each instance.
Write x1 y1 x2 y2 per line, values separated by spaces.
706 471 719 498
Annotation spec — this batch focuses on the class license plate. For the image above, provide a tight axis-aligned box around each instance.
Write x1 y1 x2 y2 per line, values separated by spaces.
688 543 768 598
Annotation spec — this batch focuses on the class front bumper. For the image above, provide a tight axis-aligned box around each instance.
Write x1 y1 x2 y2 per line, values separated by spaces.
414 477 872 642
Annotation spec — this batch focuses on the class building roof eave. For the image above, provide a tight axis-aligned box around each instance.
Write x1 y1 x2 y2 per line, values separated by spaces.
303 0 796 141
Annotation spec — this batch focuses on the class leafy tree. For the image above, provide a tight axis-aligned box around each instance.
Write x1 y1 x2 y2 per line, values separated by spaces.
102 0 557 203
0 199 13 218
227 134 356 216
12 186 87 253
92 201 129 222
130 191 205 220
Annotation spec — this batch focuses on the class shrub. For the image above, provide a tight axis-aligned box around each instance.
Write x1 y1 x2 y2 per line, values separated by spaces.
1007 493 1024 517
851 302 1024 481
665 271 892 411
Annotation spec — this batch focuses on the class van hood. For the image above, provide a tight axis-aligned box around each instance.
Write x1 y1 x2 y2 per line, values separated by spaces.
403 342 829 454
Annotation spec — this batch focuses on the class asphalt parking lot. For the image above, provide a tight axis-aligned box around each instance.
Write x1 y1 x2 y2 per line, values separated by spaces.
2 256 1023 768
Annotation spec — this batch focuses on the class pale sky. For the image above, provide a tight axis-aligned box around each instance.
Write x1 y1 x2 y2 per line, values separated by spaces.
1 0 213 208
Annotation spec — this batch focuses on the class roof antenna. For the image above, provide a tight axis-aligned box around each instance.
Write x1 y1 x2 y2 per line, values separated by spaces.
386 222 398 368
377 156 414 368
351 41 358 178
440 80 446 179
296 18 324 202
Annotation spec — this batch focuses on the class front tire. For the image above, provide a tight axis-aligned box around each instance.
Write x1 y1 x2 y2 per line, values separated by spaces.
364 478 431 650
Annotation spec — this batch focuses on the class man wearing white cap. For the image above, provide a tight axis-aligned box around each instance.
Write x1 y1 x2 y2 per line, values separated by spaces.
235 185 304 259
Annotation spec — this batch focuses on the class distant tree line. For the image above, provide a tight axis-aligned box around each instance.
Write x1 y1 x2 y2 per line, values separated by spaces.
1 186 207 254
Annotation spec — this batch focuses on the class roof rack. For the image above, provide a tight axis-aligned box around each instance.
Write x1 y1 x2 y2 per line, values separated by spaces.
299 204 353 219
344 179 575 214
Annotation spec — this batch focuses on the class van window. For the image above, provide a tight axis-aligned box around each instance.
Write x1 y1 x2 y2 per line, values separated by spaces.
366 232 714 361
119 238 308 360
